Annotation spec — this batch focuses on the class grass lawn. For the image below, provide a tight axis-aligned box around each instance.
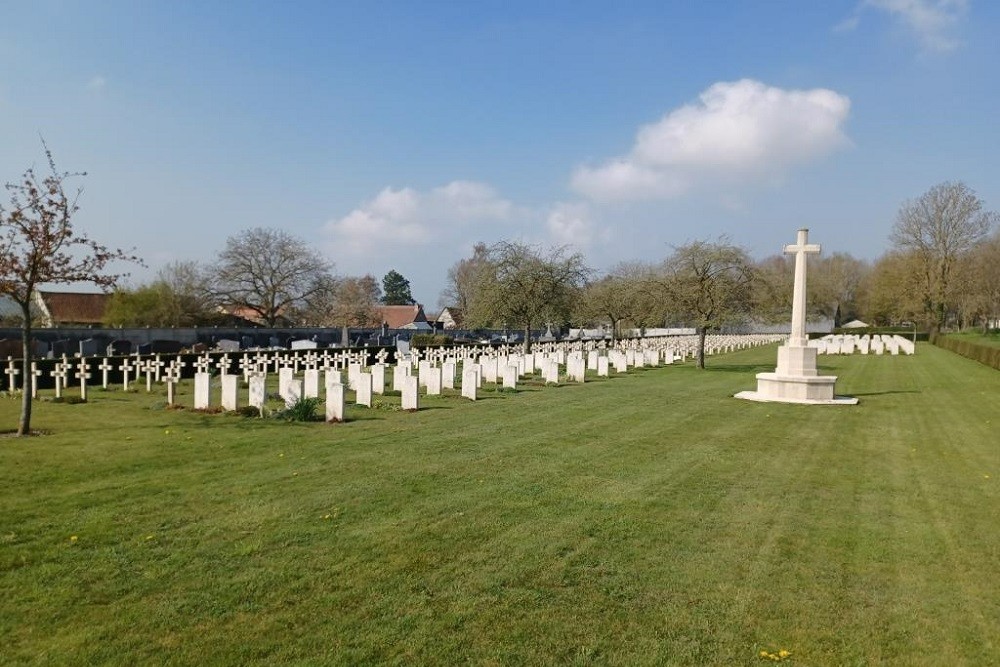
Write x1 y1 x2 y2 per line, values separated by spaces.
1 344 997 665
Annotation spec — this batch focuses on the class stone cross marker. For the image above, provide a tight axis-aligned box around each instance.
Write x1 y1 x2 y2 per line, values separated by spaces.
6 357 20 392
783 228 821 348
98 358 113 389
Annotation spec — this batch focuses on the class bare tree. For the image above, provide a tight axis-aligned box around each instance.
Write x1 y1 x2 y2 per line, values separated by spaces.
659 238 754 369
890 182 998 330
298 273 382 343
859 250 925 326
439 242 489 312
213 227 333 327
465 241 589 352
956 231 1000 331
810 252 870 327
0 144 141 435
576 262 650 342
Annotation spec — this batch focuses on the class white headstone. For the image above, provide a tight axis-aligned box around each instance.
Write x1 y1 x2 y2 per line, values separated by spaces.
193 372 211 409
221 374 238 411
401 375 419 410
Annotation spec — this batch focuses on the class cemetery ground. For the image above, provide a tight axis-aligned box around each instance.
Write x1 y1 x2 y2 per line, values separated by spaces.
1 345 997 666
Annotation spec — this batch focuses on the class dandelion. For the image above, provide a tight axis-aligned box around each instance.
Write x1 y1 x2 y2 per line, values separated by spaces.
69 535 78 543
164 430 170 435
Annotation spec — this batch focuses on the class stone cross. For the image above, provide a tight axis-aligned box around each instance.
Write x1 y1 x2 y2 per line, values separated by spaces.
164 367 180 405
52 365 67 398
119 359 133 391
194 356 211 375
6 357 20 392
142 359 155 392
98 358 114 389
153 354 165 382
375 349 389 365
76 359 91 400
783 228 821 348
30 363 42 399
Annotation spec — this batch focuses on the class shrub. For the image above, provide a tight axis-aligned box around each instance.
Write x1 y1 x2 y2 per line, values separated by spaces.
932 334 1000 370
410 334 454 348
274 397 322 422
237 405 261 418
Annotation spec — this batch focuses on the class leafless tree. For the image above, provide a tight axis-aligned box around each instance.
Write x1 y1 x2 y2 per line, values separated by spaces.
0 144 141 435
212 227 333 327
890 182 997 330
659 238 754 369
576 262 652 342
465 241 589 352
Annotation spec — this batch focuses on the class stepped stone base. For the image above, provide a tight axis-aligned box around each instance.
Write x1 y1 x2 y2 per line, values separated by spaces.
734 344 858 406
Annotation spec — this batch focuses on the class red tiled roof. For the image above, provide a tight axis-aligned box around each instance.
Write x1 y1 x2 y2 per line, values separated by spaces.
377 305 428 329
38 291 110 325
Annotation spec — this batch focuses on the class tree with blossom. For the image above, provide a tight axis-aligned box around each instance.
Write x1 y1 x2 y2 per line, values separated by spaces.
0 144 141 435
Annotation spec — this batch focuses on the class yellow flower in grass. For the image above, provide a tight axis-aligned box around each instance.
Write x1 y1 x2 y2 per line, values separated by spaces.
69 535 78 543
779 649 791 658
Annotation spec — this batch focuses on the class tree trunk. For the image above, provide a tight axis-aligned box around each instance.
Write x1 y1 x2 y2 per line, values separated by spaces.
18 301 33 436
696 326 706 370
523 323 532 354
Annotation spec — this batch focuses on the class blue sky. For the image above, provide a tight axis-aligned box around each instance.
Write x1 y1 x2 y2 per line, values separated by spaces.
1 1 997 306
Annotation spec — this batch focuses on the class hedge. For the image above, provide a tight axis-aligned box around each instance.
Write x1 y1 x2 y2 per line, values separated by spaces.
931 333 1000 371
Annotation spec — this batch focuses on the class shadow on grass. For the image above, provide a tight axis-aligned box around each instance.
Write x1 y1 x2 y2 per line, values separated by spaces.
850 390 922 397
703 363 776 373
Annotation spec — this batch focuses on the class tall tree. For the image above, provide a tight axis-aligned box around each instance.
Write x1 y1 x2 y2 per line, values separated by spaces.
212 227 332 327
810 252 870 327
890 182 997 330
381 269 415 305
955 231 1000 331
297 274 382 343
439 242 489 313
0 144 140 435
465 241 588 352
659 238 754 369
576 262 650 342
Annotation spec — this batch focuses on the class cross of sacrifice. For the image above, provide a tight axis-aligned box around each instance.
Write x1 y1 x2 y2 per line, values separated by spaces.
783 228 821 348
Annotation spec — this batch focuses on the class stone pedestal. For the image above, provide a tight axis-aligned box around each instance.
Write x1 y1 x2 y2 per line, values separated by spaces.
735 344 857 405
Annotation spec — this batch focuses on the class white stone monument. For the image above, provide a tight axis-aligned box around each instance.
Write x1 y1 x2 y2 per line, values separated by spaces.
736 229 857 405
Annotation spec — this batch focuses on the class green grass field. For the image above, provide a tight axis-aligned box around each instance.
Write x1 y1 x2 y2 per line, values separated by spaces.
2 344 997 666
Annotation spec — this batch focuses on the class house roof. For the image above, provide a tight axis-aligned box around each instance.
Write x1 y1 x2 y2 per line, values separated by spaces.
377 304 430 329
37 291 110 325
436 307 464 327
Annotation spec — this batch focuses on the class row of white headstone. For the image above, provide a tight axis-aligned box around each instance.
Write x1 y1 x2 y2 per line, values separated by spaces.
811 334 915 356
183 333 785 419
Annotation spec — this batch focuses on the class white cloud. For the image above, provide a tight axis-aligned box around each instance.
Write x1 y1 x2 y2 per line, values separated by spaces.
571 79 851 203
847 0 968 52
325 180 514 254
86 75 107 92
546 202 609 249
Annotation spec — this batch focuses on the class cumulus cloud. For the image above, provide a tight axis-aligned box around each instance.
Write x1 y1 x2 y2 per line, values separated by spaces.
841 0 968 52
571 79 851 203
546 202 609 249
325 180 513 253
